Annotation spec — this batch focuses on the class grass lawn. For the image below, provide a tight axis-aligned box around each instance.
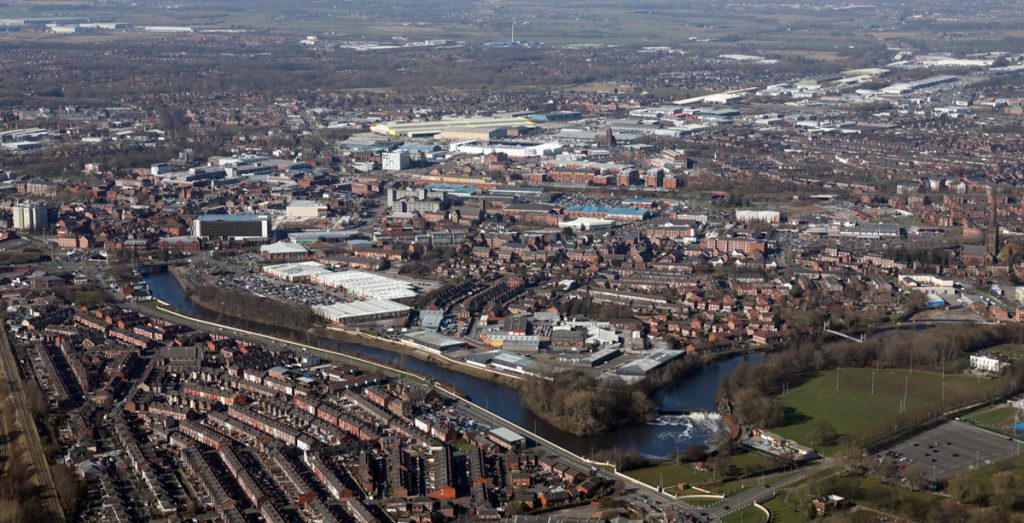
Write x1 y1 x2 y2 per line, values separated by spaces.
964 403 1018 430
623 463 710 489
774 368 1002 452
982 343 1024 357
624 451 780 490
715 478 758 495
846 476 939 520
729 452 778 469
763 495 809 523
721 504 768 523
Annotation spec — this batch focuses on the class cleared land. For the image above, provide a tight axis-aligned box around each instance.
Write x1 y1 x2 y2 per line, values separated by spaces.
774 368 1003 451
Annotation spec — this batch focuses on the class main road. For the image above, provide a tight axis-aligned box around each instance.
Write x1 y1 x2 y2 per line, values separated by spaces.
0 323 66 521
133 300 834 521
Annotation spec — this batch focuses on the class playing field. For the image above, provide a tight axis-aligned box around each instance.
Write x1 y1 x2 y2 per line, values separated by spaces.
774 368 1003 451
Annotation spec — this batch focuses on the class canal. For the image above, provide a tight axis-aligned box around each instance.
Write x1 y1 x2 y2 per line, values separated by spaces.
145 271 763 458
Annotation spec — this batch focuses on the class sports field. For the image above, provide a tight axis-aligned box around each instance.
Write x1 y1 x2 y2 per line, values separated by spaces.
774 368 1003 452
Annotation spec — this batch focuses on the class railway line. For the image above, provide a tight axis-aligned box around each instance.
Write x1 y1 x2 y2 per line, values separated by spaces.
0 323 66 521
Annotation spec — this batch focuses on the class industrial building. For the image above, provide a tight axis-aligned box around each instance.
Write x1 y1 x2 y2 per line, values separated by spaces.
880 75 958 95
314 300 411 324
452 141 562 158
614 349 685 383
263 262 333 282
191 214 270 240
371 115 536 138
403 330 467 352
311 270 418 300
435 126 510 141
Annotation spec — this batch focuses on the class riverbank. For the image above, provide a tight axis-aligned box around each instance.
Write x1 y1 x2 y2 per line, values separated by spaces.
145 269 767 458
168 265 525 387
321 325 524 387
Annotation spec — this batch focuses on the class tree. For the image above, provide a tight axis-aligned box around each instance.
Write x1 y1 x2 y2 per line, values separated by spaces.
680 444 710 463
808 420 839 447
947 474 990 505
732 388 785 428
903 464 928 491
991 471 1023 511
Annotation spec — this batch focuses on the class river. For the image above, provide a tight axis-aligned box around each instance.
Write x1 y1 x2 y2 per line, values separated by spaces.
145 271 763 458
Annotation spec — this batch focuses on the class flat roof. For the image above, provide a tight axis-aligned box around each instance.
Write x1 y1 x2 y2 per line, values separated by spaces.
314 270 418 300
195 214 268 222
404 330 466 348
315 300 411 320
260 242 309 254
489 427 526 443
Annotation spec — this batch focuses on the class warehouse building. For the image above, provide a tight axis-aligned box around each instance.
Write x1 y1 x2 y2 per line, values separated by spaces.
436 126 509 141
311 270 418 300
314 300 411 324
452 141 562 158
371 115 536 138
403 330 467 352
263 262 333 282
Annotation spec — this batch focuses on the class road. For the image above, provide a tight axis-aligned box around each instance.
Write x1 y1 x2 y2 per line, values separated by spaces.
0 323 66 521
130 301 712 519
702 459 832 520
130 300 840 521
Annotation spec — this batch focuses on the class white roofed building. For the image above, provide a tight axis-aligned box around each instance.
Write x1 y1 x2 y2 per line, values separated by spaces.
263 261 332 282
311 270 418 300
314 300 411 324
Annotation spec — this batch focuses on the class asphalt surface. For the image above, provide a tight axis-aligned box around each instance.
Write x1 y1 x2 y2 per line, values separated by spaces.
885 420 1020 480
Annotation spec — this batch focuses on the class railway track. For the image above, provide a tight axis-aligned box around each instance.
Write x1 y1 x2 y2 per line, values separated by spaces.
0 324 66 521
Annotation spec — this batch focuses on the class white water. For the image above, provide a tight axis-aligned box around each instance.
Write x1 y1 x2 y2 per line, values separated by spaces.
648 411 723 442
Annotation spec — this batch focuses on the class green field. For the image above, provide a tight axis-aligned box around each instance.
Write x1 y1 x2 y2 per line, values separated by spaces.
965 404 1018 430
624 451 779 490
983 343 1024 358
762 495 809 523
721 504 768 523
624 462 710 489
774 368 1002 452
